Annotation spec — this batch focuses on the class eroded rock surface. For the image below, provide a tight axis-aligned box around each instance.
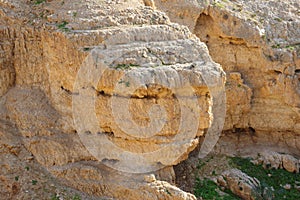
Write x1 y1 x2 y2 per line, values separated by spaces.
1 0 299 199
217 168 262 200
252 151 300 173
0 0 225 199
153 0 300 155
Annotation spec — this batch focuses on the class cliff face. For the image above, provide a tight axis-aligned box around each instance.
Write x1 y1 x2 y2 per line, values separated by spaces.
0 0 299 199
0 0 224 199
154 0 300 155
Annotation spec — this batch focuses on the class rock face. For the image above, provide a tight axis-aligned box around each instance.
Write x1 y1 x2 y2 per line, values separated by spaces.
0 120 102 200
0 0 225 199
1 0 299 199
153 0 300 155
217 169 262 200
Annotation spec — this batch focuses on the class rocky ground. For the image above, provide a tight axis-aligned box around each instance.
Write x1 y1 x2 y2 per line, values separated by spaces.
0 0 299 199
0 121 101 200
175 151 300 200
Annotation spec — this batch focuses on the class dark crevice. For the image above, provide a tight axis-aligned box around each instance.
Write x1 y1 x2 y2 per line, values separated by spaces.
273 70 282 74
249 127 255 133
232 127 245 133
60 85 72 95
227 127 257 136
84 130 92 135
96 89 110 97
101 158 119 164
94 87 202 99
97 131 114 137
249 127 256 136
219 35 247 46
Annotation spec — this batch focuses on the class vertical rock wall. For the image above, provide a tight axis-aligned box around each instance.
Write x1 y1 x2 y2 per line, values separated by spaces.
153 0 300 155
0 0 226 199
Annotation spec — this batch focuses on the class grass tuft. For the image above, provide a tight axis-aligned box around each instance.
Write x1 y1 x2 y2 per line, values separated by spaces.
57 21 70 32
194 178 240 200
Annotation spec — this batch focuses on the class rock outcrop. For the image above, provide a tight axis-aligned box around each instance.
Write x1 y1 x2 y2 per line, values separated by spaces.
1 0 299 199
252 151 300 173
0 0 225 199
217 169 262 200
153 0 300 155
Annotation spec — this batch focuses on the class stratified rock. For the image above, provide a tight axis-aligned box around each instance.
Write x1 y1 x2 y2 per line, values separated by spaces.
154 0 300 155
0 0 225 199
0 119 100 200
50 162 197 200
224 72 252 130
150 0 210 32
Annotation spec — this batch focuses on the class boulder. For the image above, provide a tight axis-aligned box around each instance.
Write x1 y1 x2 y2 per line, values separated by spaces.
218 169 263 200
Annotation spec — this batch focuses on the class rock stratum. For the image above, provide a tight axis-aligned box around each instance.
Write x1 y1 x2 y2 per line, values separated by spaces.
154 0 300 156
0 0 299 199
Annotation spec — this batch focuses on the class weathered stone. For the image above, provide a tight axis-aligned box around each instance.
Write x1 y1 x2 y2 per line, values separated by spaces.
154 0 300 155
1 0 300 199
152 0 210 32
50 162 196 200
218 169 263 200
253 151 283 169
224 72 252 130
144 174 156 183
282 154 299 173
0 120 98 199
0 0 226 199
283 184 291 190
252 151 300 173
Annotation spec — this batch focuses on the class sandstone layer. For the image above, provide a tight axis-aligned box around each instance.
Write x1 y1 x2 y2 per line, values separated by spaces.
0 0 226 199
1 0 300 199
153 0 300 156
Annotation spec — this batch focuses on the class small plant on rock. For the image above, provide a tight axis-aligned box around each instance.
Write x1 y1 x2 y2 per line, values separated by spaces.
57 21 70 32
34 0 46 5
